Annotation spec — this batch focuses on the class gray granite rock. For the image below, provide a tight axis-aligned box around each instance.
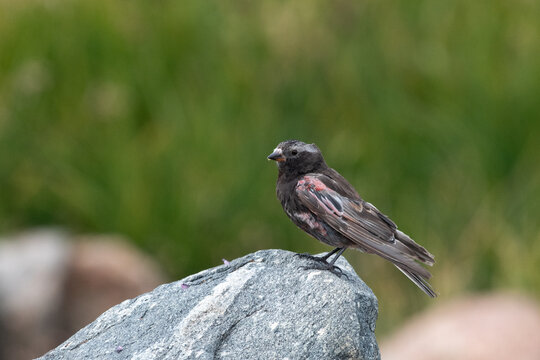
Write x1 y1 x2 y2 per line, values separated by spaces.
39 249 380 360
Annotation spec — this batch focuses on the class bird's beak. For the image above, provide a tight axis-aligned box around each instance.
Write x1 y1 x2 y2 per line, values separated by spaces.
267 149 285 162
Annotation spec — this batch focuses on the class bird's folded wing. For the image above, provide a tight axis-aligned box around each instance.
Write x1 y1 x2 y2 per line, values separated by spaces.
296 174 431 278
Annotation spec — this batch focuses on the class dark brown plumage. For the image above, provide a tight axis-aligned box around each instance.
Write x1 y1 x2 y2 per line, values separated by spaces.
268 140 437 297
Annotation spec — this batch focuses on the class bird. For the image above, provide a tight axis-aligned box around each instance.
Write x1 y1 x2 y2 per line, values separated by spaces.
268 139 437 297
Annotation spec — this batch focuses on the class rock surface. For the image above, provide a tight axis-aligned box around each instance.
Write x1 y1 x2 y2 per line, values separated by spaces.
39 249 380 360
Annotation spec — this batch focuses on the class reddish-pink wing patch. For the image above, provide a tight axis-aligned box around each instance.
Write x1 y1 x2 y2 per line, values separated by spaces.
298 176 327 192
297 176 343 217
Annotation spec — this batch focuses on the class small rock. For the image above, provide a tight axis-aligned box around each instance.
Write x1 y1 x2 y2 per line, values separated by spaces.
0 229 166 360
61 235 166 333
0 229 71 360
380 292 540 360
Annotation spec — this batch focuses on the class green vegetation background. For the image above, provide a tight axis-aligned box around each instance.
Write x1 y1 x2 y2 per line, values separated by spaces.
1 0 539 334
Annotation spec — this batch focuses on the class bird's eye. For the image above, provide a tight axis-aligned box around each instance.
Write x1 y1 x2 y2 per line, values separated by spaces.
291 150 298 156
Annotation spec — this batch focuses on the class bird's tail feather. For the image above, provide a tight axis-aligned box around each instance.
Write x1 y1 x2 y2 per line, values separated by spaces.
394 263 437 298
395 230 435 266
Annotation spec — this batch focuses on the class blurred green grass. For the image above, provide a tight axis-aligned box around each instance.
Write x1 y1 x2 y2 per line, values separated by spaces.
1 0 539 334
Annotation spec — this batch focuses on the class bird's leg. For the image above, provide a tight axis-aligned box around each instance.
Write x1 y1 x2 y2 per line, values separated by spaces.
319 247 344 263
294 247 342 263
323 248 348 278
326 248 346 266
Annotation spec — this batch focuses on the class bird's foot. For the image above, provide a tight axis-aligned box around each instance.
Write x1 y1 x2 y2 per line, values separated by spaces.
323 263 348 278
295 253 348 279
294 252 332 264
299 263 348 279
294 252 326 262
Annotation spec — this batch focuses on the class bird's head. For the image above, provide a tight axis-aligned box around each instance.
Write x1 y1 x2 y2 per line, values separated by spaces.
267 140 326 176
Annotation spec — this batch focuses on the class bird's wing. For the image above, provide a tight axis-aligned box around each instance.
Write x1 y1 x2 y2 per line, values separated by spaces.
322 167 363 201
295 174 432 278
297 174 396 241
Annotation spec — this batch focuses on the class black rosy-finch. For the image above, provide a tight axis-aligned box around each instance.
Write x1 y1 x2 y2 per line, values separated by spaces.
268 140 436 297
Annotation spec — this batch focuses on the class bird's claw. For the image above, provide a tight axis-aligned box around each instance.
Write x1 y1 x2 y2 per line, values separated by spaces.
326 265 348 279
